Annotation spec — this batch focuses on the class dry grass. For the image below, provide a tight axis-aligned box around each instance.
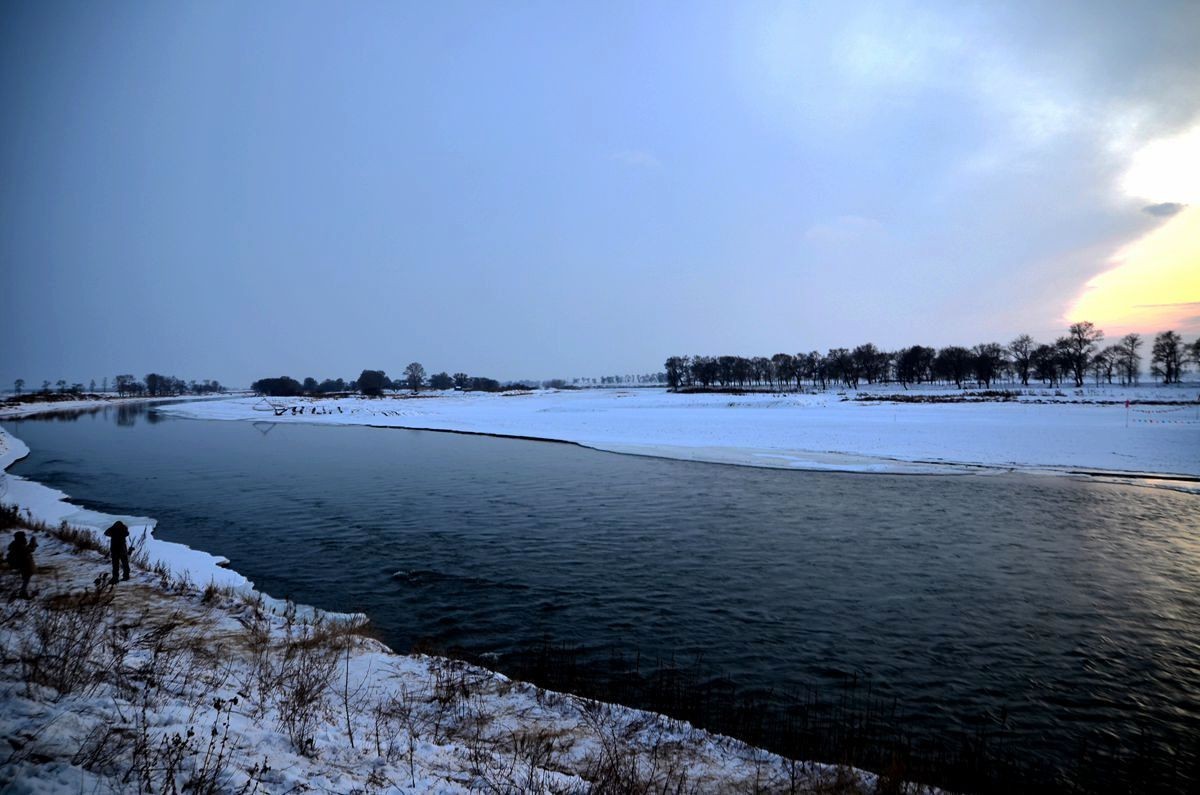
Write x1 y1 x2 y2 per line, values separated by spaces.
2 512 889 793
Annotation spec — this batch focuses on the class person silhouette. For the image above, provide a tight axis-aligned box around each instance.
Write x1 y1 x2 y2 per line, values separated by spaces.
6 530 37 598
104 521 131 583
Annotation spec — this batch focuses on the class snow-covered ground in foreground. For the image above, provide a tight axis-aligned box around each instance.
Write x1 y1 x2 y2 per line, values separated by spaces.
2 533 897 794
158 385 1200 478
1 414 898 792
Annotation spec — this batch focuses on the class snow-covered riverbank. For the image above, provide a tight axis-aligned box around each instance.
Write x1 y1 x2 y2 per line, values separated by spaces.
1 422 250 592
3 531 891 793
158 386 1200 478
0 394 230 422
2 385 1194 790
1 410 904 792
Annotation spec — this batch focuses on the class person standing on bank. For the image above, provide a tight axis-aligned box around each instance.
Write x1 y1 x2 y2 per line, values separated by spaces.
6 530 37 598
105 521 131 583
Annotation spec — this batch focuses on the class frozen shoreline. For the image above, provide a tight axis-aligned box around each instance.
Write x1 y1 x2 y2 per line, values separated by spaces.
3 388 1191 789
0 399 902 791
158 386 1200 479
0 407 251 593
2 512 887 793
3 384 1196 593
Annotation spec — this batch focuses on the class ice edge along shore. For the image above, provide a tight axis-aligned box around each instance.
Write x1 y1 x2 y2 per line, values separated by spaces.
3 387 1193 790
4 386 1196 598
2 411 899 792
160 386 1200 482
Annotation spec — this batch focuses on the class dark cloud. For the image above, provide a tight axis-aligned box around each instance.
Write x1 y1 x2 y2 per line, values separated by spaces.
1142 202 1185 217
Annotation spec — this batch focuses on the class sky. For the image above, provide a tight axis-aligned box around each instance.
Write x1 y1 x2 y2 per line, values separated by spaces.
2 0 1198 388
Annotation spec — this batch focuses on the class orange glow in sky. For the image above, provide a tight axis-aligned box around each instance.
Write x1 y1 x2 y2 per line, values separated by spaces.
1066 123 1200 337
1068 207 1200 336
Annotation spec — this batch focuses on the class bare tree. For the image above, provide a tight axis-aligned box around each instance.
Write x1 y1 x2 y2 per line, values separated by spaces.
690 356 717 388
824 348 857 389
896 346 930 388
751 356 774 388
972 343 1006 387
1008 334 1035 386
663 357 690 390
1090 347 1116 385
713 356 735 388
1151 331 1184 384
770 353 795 390
403 362 426 393
802 351 827 390
13 378 23 397
1117 333 1142 385
934 346 973 388
852 343 888 385
1030 344 1061 387
1062 321 1103 387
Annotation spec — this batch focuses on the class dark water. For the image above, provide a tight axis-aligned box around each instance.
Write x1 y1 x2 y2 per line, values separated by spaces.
5 405 1200 787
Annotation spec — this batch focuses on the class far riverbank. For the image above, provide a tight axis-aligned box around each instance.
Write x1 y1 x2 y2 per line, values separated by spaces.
158 385 1200 479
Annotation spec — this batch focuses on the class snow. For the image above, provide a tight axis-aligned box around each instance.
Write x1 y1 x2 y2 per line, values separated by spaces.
1 425 250 592
2 385 1194 790
154 385 1200 478
0 394 223 422
4 533 883 792
0 398 918 790
0 485 897 793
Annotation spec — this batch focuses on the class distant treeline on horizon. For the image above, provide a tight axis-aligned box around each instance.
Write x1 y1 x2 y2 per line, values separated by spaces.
250 365 555 398
664 325 1200 391
7 373 225 400
11 325 1198 401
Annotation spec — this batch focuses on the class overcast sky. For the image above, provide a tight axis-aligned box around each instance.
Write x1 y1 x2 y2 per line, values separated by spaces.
2 0 1198 388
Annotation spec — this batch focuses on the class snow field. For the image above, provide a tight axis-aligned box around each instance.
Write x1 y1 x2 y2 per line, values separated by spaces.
159 386 1200 478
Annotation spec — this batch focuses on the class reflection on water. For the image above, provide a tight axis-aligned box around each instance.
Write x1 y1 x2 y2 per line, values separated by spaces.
12 401 168 426
4 410 1200 789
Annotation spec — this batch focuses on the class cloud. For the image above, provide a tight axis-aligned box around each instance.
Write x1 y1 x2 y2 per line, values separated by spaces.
609 149 662 169
1121 121 1200 203
1143 202 1185 217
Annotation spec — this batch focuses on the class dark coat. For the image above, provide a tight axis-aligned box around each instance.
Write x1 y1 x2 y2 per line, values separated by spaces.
104 521 131 552
6 534 36 576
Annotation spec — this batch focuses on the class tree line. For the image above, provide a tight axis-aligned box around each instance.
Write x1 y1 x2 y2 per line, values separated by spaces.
664 325 1200 391
574 374 669 387
251 365 519 397
10 374 225 399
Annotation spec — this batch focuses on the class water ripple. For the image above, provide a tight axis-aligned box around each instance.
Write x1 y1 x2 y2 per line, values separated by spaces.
5 414 1200 780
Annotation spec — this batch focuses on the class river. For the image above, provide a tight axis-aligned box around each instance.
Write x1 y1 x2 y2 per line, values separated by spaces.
4 403 1200 788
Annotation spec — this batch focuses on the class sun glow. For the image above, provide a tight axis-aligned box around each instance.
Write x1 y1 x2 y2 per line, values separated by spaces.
1067 207 1200 334
1120 124 1200 205
1066 122 1200 336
